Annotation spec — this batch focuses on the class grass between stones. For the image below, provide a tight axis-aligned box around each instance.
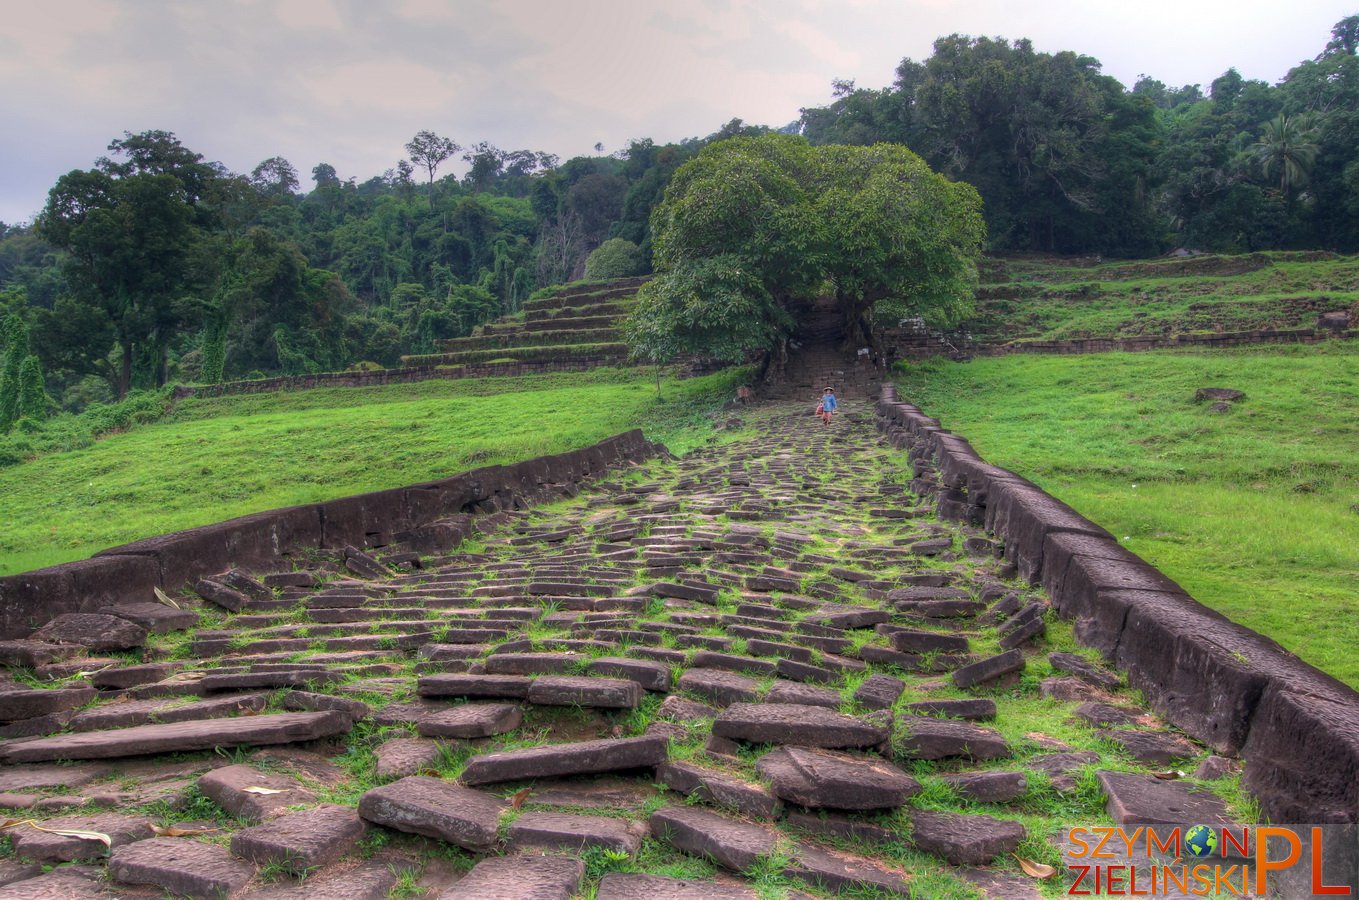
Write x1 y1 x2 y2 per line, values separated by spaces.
896 341 1359 688
0 367 749 576
0 401 1272 898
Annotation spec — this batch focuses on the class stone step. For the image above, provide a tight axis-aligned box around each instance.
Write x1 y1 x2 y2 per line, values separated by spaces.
755 746 919 810
0 711 353 762
441 855 585 899
229 804 367 874
108 837 256 897
357 776 505 850
506 810 645 855
198 763 318 821
460 735 668 785
712 703 889 749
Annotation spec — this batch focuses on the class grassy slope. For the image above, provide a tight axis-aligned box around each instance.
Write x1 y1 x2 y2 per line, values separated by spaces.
897 342 1359 688
972 252 1359 340
0 369 745 576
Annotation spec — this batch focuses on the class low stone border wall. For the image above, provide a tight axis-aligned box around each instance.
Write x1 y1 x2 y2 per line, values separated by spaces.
884 325 1358 361
875 383 1359 824
174 356 631 399
0 430 660 640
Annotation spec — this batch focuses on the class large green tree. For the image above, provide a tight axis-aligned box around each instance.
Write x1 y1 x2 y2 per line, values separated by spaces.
405 130 460 209
627 135 983 371
38 144 206 397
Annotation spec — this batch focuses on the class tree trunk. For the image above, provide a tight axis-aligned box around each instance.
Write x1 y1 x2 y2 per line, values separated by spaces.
841 299 872 354
157 341 169 388
118 341 133 400
757 342 788 386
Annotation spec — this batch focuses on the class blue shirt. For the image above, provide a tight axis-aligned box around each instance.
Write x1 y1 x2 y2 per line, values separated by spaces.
822 394 837 411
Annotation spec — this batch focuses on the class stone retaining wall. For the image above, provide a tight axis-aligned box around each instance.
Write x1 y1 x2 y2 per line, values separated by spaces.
883 326 1358 361
875 383 1359 824
0 430 661 640
175 356 629 400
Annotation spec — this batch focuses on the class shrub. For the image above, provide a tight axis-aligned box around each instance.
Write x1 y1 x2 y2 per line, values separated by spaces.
584 238 647 280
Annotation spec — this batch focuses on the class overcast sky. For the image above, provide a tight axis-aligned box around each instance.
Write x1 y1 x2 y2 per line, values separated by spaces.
1 0 1352 224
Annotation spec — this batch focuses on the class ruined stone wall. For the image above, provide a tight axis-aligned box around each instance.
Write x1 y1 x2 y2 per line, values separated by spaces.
882 326 1358 362
0 430 660 640
175 355 630 400
875 383 1359 824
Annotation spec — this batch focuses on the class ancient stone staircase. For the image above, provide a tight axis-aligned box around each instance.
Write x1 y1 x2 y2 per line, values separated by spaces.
0 404 1238 898
398 277 647 374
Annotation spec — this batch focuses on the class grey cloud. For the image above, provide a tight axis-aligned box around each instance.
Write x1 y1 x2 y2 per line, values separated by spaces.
1 0 1352 224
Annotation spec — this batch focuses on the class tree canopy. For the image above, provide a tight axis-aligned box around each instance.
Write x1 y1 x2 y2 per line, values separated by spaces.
4 15 1359 411
627 135 983 365
799 15 1359 255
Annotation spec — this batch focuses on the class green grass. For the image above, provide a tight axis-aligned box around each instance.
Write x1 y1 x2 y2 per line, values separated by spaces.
896 341 1359 687
971 252 1359 341
0 368 749 575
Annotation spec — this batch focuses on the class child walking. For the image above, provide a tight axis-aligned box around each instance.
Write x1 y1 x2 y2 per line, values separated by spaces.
819 387 837 425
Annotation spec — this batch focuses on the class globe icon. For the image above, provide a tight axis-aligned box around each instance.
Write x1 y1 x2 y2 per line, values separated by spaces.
1185 825 1218 858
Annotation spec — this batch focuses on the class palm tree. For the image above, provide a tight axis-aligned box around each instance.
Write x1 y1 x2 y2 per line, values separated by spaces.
1252 114 1319 201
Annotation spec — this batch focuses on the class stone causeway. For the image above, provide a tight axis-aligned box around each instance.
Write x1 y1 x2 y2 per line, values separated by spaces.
0 395 1350 897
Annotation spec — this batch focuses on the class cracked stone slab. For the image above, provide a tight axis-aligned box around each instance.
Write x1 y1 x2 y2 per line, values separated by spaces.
438 854 585 899
375 737 444 779
31 613 147 650
596 872 758 899
230 803 368 873
650 805 778 872
675 668 762 706
896 715 1010 761
198 763 317 822
526 675 643 708
0 864 107 899
8 811 153 862
910 809 1027 866
787 842 912 895
357 776 505 850
658 760 781 819
417 673 533 699
712 703 889 748
1096 771 1232 826
506 810 645 854
109 837 256 897
756 746 919 810
0 710 352 762
460 735 668 785
0 686 96 724
416 702 522 738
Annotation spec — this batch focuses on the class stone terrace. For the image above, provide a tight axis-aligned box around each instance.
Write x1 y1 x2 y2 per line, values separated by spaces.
398 278 647 374
0 404 1246 898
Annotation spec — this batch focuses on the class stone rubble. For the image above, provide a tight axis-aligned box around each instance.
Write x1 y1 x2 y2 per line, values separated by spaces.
0 400 1233 897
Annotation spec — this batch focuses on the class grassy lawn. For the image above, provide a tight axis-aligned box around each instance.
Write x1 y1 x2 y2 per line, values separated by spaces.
0 368 746 576
973 252 1359 340
896 341 1359 688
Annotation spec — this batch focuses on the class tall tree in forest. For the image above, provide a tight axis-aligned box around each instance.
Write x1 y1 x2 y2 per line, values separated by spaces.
15 355 48 423
250 157 300 197
1252 114 1319 200
0 314 27 431
405 131 461 209
38 135 206 398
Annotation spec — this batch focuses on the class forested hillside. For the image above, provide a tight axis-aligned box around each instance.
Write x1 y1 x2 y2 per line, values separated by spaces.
1 15 1356 413
801 16 1359 256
